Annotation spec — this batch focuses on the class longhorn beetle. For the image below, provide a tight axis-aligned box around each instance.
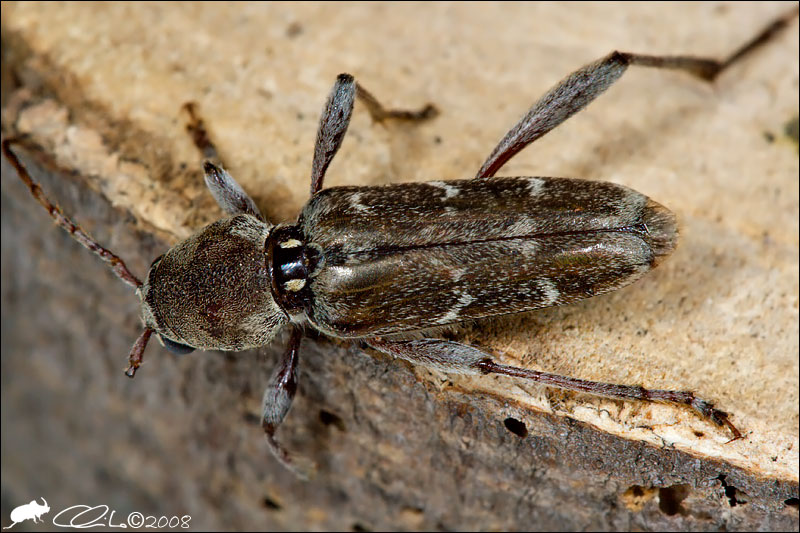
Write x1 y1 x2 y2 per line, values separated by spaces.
3 8 797 478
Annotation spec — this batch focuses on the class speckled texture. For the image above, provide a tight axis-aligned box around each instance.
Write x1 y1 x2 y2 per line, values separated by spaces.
2 2 798 530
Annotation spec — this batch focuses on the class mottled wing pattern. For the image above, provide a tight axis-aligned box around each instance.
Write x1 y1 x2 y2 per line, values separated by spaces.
299 177 676 338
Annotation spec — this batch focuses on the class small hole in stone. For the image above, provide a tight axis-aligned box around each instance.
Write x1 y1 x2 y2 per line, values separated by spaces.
621 485 658 512
693 430 705 437
351 523 371 532
717 474 748 506
319 409 346 431
658 484 690 516
242 412 260 426
725 486 739 506
286 21 303 38
785 498 799 510
262 496 282 510
503 417 528 438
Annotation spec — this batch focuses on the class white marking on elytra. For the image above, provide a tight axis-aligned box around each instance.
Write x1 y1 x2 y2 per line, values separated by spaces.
279 239 302 248
436 292 476 324
285 279 307 292
537 278 560 306
527 177 545 197
451 267 467 283
429 181 460 199
349 192 371 213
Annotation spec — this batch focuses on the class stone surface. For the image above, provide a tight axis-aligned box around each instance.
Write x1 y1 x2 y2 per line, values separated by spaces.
2 2 798 530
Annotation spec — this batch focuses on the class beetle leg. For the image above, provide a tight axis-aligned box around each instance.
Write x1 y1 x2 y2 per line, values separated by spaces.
310 74 438 195
309 74 358 196
475 7 799 179
181 103 265 221
182 101 221 162
355 82 438 123
367 337 741 439
201 162 264 221
262 326 316 479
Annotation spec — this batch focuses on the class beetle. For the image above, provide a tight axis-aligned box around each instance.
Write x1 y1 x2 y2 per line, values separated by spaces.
4 8 795 477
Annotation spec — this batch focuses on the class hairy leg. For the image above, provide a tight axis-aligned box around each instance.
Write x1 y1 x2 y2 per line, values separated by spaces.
475 8 799 179
367 337 740 439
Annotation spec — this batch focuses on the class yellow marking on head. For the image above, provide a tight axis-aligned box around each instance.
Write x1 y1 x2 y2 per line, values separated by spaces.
285 278 307 292
280 239 302 248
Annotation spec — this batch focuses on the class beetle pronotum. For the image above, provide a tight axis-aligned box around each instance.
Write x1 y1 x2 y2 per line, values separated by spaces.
3 7 796 478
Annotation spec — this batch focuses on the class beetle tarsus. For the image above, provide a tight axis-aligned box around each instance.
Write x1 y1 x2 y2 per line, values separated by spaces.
263 424 317 480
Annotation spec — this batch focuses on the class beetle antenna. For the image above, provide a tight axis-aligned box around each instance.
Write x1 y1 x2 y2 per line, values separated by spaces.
2 138 143 289
125 328 154 378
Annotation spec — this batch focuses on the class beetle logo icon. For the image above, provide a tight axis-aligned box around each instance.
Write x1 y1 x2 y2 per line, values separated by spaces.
3 498 50 529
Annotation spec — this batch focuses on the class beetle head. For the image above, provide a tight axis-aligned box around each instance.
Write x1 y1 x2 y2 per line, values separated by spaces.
2 140 290 378
138 214 288 358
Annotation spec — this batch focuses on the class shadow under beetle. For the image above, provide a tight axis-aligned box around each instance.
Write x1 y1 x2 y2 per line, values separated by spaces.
5 8 797 477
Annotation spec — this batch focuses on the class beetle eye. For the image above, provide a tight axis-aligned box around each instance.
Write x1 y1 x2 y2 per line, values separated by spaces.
160 335 195 355
149 254 165 268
